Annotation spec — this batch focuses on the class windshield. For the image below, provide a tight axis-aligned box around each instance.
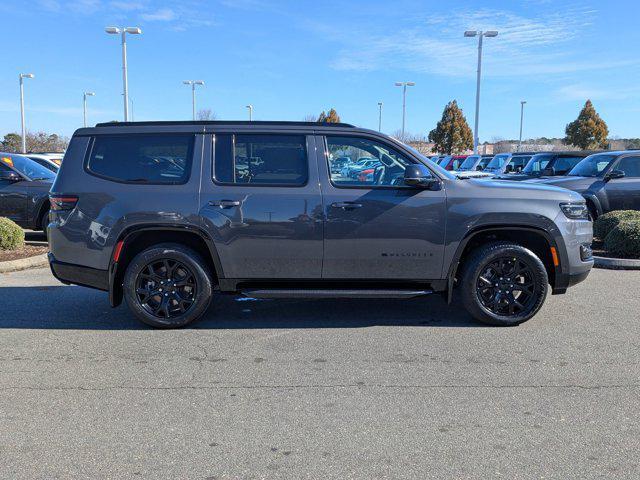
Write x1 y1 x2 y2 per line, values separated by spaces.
484 153 510 171
1 154 55 180
568 154 617 177
523 154 553 174
459 155 480 170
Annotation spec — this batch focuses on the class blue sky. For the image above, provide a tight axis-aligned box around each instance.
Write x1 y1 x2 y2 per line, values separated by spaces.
1 0 639 141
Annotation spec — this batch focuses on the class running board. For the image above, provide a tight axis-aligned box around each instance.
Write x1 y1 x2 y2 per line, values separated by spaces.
241 289 433 299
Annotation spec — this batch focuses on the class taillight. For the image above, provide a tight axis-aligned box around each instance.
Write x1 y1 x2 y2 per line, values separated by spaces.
50 195 78 211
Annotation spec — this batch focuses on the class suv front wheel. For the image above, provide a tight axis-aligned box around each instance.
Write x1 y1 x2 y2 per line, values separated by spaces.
123 243 213 328
459 242 548 326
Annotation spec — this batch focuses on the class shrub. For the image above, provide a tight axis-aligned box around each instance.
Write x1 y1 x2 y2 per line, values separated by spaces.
0 217 25 250
593 210 640 240
604 220 640 259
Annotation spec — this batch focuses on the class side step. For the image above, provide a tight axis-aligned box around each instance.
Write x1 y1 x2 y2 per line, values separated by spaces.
241 289 433 299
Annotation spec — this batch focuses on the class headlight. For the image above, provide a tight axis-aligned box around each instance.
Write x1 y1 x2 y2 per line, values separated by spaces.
560 202 589 220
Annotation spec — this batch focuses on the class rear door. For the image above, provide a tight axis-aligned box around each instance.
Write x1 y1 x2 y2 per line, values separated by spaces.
319 133 446 280
199 131 323 279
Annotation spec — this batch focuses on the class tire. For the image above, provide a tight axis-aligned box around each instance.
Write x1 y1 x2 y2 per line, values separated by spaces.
123 243 213 328
459 242 548 326
39 208 50 237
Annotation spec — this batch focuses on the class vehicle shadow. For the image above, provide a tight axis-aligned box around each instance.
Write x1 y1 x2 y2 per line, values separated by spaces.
0 285 482 330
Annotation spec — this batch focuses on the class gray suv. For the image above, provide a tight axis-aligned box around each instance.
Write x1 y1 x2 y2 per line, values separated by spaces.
48 121 593 328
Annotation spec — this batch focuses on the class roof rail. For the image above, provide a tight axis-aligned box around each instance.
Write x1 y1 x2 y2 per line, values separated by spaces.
94 120 356 128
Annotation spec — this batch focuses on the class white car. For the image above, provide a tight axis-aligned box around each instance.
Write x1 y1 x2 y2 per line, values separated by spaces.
26 153 63 173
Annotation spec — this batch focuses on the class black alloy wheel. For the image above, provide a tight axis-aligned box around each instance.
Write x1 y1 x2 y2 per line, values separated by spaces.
123 243 213 328
135 259 197 319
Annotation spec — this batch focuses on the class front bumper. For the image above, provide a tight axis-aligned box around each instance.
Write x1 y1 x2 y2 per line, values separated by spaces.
48 253 109 291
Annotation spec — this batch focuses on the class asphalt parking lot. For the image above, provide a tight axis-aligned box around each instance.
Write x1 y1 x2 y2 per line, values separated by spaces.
0 263 639 479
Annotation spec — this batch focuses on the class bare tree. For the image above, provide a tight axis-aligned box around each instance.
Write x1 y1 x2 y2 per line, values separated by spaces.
197 109 217 120
1 131 69 153
302 114 318 122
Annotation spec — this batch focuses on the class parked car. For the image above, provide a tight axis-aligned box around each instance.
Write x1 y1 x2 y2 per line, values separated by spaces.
341 157 375 177
437 155 468 171
0 152 55 230
48 120 592 328
26 153 60 173
28 151 64 166
526 150 640 218
483 152 534 176
494 151 592 181
330 156 351 174
346 158 380 178
456 154 493 172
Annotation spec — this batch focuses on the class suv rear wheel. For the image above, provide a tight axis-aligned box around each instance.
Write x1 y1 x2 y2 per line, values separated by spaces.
123 243 213 328
459 242 548 326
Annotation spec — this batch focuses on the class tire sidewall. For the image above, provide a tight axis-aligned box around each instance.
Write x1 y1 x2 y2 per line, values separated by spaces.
123 245 213 328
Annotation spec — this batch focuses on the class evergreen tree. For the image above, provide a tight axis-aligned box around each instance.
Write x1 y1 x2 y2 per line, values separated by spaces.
564 100 609 150
428 100 473 154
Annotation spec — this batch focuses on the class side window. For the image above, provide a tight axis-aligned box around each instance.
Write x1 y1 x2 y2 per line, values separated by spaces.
615 156 640 177
214 134 308 186
86 134 193 184
326 136 419 187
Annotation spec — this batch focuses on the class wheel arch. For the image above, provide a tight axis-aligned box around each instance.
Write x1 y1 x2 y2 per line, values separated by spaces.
446 225 563 304
108 225 224 307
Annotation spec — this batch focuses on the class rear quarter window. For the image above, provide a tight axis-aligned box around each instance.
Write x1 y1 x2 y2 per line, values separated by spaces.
85 134 194 184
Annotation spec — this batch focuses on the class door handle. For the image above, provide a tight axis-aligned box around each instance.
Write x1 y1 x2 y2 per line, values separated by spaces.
209 199 241 208
331 202 363 210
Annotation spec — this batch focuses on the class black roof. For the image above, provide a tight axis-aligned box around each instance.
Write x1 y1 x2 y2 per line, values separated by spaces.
95 120 356 128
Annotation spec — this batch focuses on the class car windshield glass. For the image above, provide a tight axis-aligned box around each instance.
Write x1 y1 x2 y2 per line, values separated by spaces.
1 154 55 180
484 154 510 171
438 157 451 166
523 154 553 173
459 155 480 170
568 154 617 177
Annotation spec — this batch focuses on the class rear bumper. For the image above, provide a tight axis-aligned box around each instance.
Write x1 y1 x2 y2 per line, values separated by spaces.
48 253 109 291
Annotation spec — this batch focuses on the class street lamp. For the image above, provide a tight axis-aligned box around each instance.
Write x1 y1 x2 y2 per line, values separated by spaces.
83 92 95 128
246 104 253 121
105 26 142 121
464 30 498 154
19 73 34 154
377 102 383 132
394 81 415 140
183 80 205 120
518 100 527 151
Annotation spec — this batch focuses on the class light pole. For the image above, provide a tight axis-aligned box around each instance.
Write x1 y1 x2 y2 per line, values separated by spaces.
377 102 383 132
183 80 205 120
246 104 253 121
105 26 142 121
518 100 527 151
83 92 95 127
19 73 34 154
464 30 498 154
394 82 415 140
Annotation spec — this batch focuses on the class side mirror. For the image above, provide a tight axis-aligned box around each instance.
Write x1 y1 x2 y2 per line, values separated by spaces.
404 164 439 189
0 170 21 182
605 169 625 181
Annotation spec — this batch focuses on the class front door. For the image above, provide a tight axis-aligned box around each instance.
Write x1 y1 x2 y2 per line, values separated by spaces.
605 155 640 211
199 132 324 279
0 162 27 224
318 134 447 280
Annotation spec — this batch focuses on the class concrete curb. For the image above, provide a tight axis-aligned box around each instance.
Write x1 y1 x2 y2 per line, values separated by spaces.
593 255 640 270
0 253 49 273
